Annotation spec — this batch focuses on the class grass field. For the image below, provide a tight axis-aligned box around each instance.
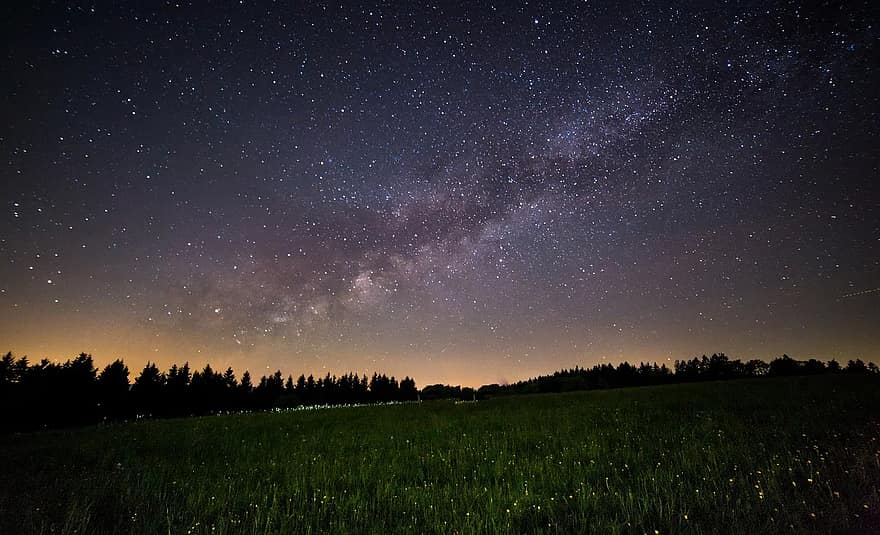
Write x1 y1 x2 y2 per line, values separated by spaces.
1 375 879 534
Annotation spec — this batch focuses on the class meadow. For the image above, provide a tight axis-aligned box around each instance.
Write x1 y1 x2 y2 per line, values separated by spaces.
1 375 878 534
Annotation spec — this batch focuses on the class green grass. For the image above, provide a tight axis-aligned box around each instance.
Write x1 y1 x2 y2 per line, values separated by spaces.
1 375 879 534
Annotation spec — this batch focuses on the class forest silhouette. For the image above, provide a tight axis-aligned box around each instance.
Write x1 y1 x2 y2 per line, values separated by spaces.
0 351 876 431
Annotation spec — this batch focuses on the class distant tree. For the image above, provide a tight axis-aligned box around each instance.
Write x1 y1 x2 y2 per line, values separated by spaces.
98 359 130 420
477 383 503 399
745 359 769 377
399 376 418 401
674 358 701 382
134 362 164 389
421 383 464 401
180 362 192 386
66 353 98 386
56 353 100 425
769 355 801 376
13 356 29 383
201 363 215 382
0 352 15 387
306 374 316 399
0 353 21 428
132 362 165 416
235 370 254 410
803 359 826 375
98 360 129 394
370 373 391 401
254 370 285 408
167 364 179 385
192 363 232 414
846 359 868 374
167 362 192 390
324 373 335 401
706 353 732 379
270 371 284 396
240 370 253 392
223 367 237 389
164 362 193 416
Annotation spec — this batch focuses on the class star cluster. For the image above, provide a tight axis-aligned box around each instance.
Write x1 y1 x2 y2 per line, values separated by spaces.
2 2 877 385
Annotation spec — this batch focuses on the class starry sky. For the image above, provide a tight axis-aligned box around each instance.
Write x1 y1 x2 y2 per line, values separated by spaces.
1 1 878 386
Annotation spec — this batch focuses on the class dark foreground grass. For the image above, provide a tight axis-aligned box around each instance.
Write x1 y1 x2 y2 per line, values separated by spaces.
1 375 879 534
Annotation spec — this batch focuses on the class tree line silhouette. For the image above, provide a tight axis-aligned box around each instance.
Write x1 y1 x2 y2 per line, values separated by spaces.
1 351 876 431
472 353 877 398
0 352 417 431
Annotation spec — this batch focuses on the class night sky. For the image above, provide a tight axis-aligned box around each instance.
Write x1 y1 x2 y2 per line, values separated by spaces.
2 2 877 386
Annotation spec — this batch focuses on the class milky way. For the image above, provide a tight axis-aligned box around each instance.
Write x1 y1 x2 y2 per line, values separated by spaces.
2 2 878 385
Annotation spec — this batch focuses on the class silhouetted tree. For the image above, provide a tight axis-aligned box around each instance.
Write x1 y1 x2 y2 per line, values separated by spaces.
98 359 130 420
240 370 253 392
132 362 165 416
846 359 868 374
803 359 826 375
223 367 237 388
745 359 769 376
769 355 801 376
167 362 192 390
54 353 100 426
400 376 418 401
0 352 15 388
